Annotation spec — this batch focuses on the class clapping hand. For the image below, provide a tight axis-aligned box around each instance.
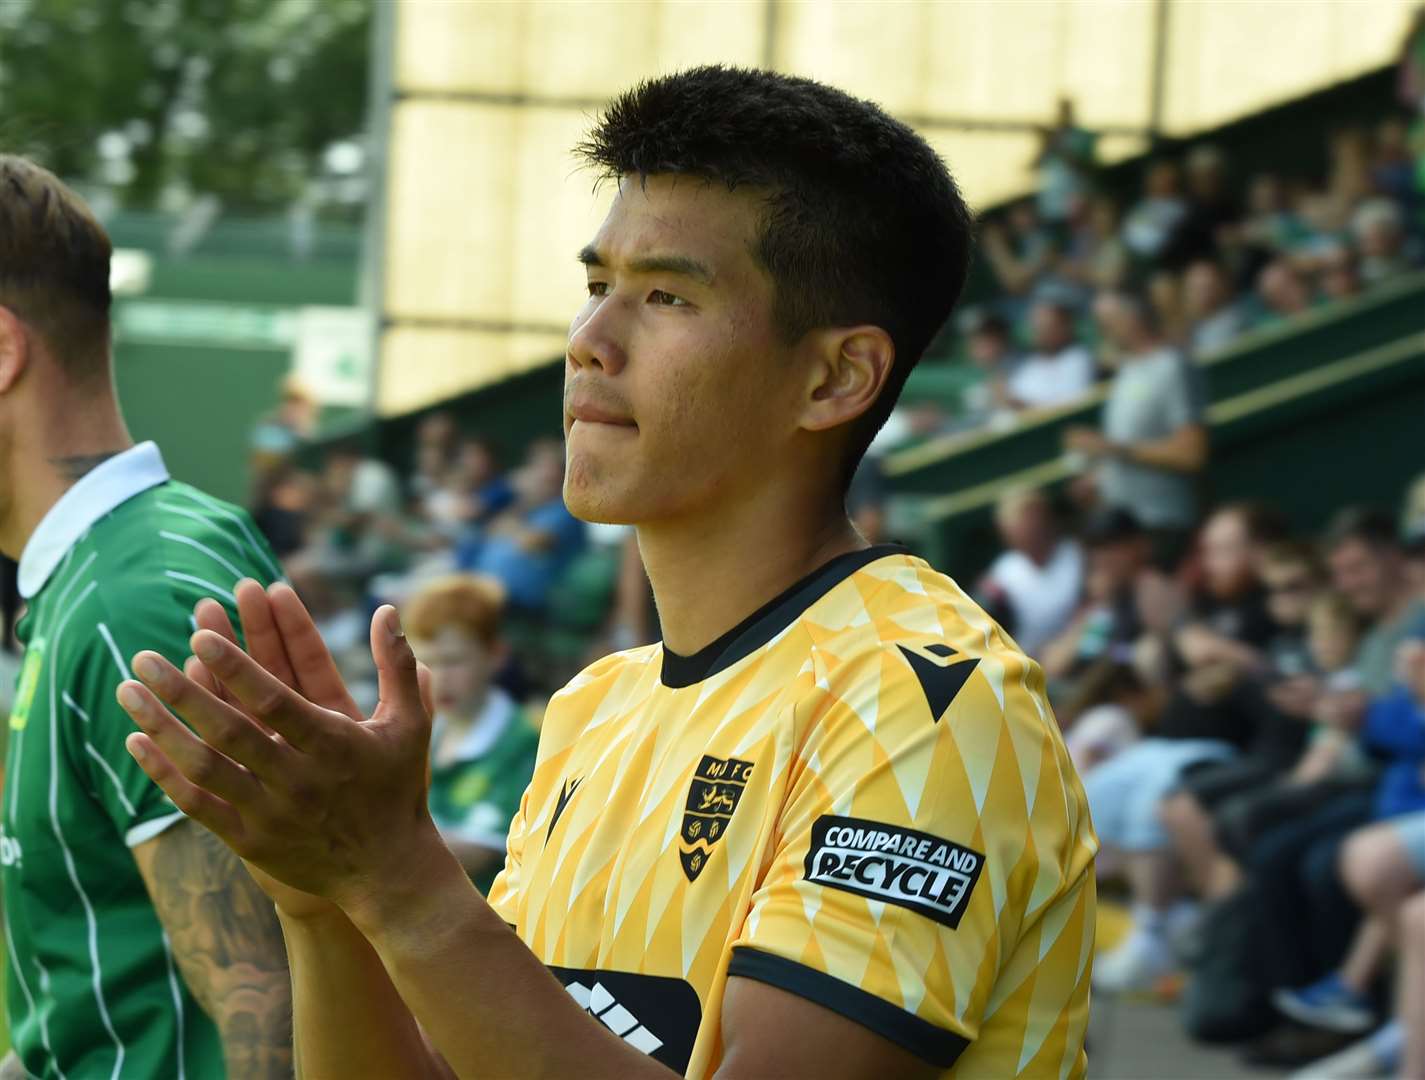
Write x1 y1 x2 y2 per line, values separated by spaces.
118 580 443 920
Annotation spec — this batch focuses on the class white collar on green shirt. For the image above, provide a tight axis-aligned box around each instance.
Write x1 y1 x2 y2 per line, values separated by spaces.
431 686 517 766
18 441 170 599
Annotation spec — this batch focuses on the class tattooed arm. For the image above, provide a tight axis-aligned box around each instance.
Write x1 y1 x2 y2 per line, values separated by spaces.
134 820 293 1078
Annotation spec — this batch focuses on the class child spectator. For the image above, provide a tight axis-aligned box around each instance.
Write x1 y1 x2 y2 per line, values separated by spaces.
1290 593 1371 786
405 574 540 893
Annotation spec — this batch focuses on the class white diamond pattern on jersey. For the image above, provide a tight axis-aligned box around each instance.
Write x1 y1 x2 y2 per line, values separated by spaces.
564 980 665 1055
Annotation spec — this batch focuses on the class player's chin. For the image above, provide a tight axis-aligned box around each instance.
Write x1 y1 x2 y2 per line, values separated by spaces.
562 463 640 526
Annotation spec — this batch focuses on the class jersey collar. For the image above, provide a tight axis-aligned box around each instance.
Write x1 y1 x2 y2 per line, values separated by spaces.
659 544 909 689
18 442 170 599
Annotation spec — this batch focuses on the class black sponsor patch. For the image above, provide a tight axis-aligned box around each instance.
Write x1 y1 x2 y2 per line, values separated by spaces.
802 815 984 929
548 965 701 1074
678 754 754 882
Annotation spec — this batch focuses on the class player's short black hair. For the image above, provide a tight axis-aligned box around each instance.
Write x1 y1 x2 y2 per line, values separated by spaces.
576 65 974 487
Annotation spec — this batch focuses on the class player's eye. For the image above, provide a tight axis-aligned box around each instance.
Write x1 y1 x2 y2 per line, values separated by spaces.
586 281 609 298
648 289 688 307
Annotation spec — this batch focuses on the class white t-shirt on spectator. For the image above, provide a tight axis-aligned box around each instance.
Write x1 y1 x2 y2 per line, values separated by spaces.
1008 345 1096 410
983 539 1085 657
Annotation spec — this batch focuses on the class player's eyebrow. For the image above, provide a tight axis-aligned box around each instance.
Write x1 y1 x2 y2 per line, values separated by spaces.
577 245 714 286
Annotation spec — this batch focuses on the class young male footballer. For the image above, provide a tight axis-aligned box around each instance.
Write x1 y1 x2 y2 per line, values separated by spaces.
119 67 1098 1079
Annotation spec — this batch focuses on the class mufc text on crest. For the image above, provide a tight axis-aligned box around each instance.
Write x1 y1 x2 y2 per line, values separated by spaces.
678 755 754 882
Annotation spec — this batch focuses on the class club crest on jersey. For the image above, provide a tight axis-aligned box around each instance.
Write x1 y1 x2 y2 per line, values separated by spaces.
803 815 985 929
897 642 980 724
9 639 44 731
678 755 753 882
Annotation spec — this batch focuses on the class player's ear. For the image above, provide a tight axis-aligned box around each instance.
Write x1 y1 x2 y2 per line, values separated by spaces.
797 325 895 434
0 305 31 396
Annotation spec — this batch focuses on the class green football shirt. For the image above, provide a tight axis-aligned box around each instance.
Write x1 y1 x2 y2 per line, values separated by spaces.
428 689 540 894
2 442 282 1079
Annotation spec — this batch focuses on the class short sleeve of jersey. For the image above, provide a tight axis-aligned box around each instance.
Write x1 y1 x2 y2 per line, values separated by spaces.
485 782 529 925
729 643 1090 1071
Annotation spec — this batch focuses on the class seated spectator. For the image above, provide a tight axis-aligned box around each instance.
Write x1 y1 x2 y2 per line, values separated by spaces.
1234 172 1314 268
1269 644 1425 1052
1254 257 1315 324
1122 159 1188 262
1182 258 1246 355
977 488 1084 658
306 436 411 583
1042 507 1161 690
410 409 458 503
459 438 586 612
1315 243 1363 304
248 375 317 477
1062 193 1131 293
404 574 540 893
425 435 515 539
1162 144 1241 270
981 198 1056 297
957 309 1019 428
1006 299 1096 410
251 462 316 561
1086 503 1286 992
1370 115 1419 211
1065 291 1208 565
1352 197 1416 285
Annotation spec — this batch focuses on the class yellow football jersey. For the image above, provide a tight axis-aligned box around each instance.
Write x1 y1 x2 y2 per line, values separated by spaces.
488 547 1098 1078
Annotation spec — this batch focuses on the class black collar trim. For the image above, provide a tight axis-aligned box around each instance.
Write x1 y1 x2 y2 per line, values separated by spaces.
659 545 908 689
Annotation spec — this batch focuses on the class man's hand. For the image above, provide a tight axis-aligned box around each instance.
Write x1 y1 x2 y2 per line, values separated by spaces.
1063 426 1115 458
1268 675 1322 720
1314 690 1369 732
118 583 444 919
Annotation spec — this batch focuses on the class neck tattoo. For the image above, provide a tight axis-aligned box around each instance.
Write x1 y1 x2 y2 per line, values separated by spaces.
49 451 122 482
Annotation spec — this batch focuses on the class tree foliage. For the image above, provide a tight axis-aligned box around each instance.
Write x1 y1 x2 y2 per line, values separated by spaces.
0 0 370 211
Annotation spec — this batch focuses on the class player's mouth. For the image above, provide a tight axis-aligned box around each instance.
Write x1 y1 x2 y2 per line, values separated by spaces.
567 400 637 430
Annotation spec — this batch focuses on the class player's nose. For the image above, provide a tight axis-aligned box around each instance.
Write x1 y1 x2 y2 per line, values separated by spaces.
567 300 628 377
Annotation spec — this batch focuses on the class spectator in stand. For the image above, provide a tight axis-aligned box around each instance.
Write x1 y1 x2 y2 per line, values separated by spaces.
1352 197 1416 284
410 410 459 504
1316 243 1364 303
458 438 585 613
1065 290 1208 566
977 488 1084 658
251 462 317 561
1162 144 1242 270
1255 258 1316 324
1006 299 1096 410
1371 115 1420 212
1182 258 1246 355
1122 159 1189 263
981 198 1056 298
1086 503 1287 992
1062 194 1132 293
1033 97 1097 236
404 573 540 894
248 375 317 478
1267 641 1425 1058
306 436 411 584
1042 507 1160 691
957 309 1019 429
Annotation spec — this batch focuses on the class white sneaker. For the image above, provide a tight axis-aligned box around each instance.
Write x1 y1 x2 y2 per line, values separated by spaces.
1092 926 1176 993
1287 1032 1389 1079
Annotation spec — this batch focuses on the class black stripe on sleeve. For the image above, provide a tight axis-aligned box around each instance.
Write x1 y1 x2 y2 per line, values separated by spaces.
727 946 971 1067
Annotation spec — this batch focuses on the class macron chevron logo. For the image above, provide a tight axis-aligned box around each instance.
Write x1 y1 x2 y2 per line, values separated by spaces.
564 980 664 1056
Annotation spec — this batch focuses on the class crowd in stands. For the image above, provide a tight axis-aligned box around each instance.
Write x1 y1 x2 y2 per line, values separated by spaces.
965 22 1425 1076
927 83 1424 446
